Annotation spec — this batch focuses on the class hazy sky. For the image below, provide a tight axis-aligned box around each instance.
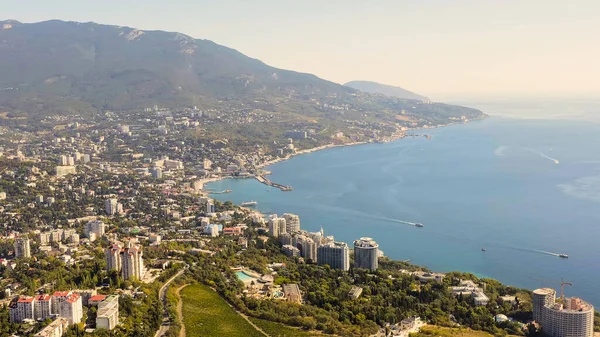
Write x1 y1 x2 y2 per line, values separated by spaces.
2 0 598 100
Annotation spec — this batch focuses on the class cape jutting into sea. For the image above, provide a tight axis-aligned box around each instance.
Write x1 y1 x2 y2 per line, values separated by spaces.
208 100 600 307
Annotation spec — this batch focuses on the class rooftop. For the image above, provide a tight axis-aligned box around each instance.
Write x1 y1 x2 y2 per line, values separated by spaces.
354 237 379 248
553 297 594 313
53 291 71 297
35 294 51 301
533 288 556 295
282 284 301 297
18 296 34 303
89 295 107 302
65 293 81 303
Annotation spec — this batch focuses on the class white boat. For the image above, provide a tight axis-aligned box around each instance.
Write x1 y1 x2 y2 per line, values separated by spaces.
241 201 258 207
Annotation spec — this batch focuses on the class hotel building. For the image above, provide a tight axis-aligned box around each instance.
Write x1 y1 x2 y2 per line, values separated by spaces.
533 288 594 337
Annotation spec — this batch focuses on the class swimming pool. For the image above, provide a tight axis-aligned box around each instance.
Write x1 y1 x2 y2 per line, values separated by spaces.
235 271 255 282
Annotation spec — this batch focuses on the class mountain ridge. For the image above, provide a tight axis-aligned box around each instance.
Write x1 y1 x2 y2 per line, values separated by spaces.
0 19 485 127
344 80 428 101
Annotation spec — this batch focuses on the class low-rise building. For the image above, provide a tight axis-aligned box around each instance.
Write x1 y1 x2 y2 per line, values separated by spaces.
204 224 219 237
348 286 363 299
149 234 161 244
282 244 300 257
55 165 76 177
223 226 243 236
400 316 422 330
96 295 119 330
282 284 302 304
88 295 107 307
34 317 69 337
413 271 445 283
450 280 489 306
84 220 106 240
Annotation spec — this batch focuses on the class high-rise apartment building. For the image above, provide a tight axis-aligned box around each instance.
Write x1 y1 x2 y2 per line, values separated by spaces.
269 217 287 237
282 244 301 257
297 236 317 263
283 213 300 233
353 237 379 270
105 243 122 272
150 167 163 179
33 294 52 320
105 198 123 215
317 241 350 271
11 292 82 325
533 288 594 337
533 288 557 323
9 296 34 323
14 237 31 259
59 293 83 325
206 201 216 214
84 220 106 239
121 241 145 280
105 241 145 280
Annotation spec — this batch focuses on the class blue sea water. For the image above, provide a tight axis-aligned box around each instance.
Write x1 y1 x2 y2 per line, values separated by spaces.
208 100 600 306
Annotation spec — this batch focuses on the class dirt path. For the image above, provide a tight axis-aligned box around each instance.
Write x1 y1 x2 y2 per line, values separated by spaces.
176 284 189 337
237 311 269 337
207 286 269 337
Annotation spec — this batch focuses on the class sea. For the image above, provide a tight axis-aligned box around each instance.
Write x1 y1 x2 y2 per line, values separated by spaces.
207 99 600 306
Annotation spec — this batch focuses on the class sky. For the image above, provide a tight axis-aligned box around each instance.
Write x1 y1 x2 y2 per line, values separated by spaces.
1 0 599 100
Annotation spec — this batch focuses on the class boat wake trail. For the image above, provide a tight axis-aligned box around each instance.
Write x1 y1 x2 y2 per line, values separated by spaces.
375 215 419 227
303 203 420 227
494 145 508 156
532 250 560 257
277 203 566 258
482 244 564 258
524 147 560 164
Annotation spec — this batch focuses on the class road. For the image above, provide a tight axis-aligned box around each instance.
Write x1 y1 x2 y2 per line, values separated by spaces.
154 266 187 337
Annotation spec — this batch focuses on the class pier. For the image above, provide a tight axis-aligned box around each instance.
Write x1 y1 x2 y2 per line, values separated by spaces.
255 175 293 191
210 189 232 194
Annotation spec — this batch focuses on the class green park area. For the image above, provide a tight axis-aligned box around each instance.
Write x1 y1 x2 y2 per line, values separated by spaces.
180 283 264 337
181 283 326 337
249 317 325 337
410 325 520 337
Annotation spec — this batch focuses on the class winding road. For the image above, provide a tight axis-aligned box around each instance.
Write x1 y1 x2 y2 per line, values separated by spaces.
154 266 187 337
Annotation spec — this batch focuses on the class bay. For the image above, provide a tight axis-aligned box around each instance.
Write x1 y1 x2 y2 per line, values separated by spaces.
207 101 600 306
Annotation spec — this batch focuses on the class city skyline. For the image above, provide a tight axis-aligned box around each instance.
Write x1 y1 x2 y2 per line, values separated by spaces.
2 0 599 100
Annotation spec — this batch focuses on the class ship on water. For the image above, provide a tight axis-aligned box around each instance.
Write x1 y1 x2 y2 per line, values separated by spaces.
241 201 258 207
558 254 568 259
415 223 424 227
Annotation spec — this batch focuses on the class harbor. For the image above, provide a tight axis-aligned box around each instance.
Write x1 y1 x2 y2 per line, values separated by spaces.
210 189 232 194
255 175 293 191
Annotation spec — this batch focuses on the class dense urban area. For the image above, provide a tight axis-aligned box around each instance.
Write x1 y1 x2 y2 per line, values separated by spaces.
0 101 596 337
0 18 597 337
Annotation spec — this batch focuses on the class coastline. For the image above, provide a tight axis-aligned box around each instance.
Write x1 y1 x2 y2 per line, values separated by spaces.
203 119 482 195
256 140 369 169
